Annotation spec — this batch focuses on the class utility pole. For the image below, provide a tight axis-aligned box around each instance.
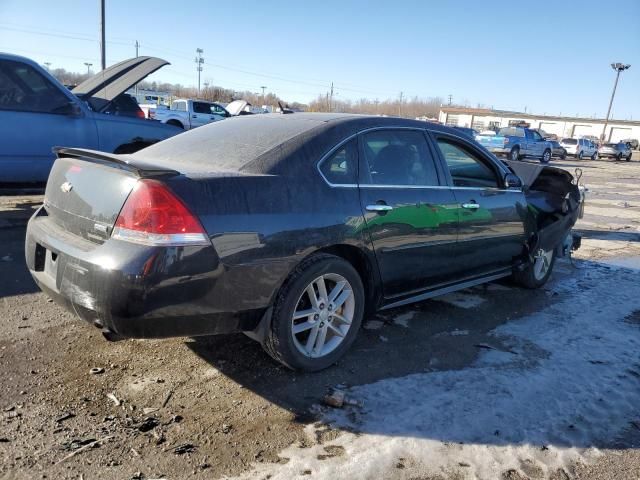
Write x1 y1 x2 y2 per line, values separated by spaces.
329 82 334 112
44 62 51 71
448 94 453 106
195 48 204 94
84 62 92 75
99 0 106 70
374 98 379 114
260 86 267 106
601 62 631 143
398 91 403 116
134 40 139 95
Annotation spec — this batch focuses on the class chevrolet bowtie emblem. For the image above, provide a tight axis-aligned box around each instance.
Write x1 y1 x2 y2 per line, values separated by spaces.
60 181 73 193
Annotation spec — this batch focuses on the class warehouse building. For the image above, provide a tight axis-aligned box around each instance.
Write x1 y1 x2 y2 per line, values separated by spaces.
438 107 640 142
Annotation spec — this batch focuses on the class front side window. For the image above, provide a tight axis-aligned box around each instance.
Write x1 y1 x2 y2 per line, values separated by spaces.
360 130 439 186
0 59 70 114
192 101 211 114
319 138 358 185
436 138 499 189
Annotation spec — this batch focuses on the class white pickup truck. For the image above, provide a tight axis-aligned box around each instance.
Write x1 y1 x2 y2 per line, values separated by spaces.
148 99 230 130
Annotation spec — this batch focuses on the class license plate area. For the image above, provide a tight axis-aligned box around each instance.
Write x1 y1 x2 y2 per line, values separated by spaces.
35 243 59 280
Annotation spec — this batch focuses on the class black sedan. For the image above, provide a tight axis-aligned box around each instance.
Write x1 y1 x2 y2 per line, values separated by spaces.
25 114 582 371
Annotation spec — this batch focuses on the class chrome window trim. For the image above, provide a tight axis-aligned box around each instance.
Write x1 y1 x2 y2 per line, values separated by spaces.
316 125 522 193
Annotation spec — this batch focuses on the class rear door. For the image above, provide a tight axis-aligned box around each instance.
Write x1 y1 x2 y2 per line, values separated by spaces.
357 128 459 298
431 132 526 278
0 58 98 183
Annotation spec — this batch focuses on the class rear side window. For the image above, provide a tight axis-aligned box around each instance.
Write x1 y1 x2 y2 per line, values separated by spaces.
360 130 439 186
436 138 499 188
0 59 70 114
319 139 358 185
173 101 186 111
562 138 577 145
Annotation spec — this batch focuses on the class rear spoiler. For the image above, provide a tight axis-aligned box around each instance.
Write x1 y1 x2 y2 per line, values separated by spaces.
53 147 180 178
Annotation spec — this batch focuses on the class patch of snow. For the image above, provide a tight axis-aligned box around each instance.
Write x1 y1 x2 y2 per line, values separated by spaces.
363 320 384 330
392 311 414 328
435 291 487 309
231 263 640 480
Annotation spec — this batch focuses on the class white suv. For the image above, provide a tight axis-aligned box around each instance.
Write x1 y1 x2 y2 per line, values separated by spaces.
560 138 598 160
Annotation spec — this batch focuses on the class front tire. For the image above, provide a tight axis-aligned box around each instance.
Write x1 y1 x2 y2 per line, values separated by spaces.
263 254 364 372
510 147 520 161
591 151 598 160
513 248 556 289
627 154 632 162
577 151 584 160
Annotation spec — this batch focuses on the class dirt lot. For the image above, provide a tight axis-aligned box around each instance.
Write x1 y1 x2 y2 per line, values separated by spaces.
1 154 639 480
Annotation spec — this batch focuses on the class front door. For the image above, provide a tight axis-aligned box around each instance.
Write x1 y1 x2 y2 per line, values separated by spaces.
191 101 216 128
357 129 459 298
432 134 527 278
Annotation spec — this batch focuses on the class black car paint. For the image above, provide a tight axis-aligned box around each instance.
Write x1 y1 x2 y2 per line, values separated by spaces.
25 115 579 340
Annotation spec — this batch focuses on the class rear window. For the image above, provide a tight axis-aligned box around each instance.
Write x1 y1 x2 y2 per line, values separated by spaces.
562 138 577 145
134 115 327 173
498 127 525 137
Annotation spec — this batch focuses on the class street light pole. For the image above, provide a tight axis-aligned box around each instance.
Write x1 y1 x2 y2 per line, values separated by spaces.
195 48 204 94
99 0 106 70
260 86 267 106
84 62 93 75
601 62 630 143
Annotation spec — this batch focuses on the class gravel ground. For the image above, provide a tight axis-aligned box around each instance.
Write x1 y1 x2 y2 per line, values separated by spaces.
0 152 639 480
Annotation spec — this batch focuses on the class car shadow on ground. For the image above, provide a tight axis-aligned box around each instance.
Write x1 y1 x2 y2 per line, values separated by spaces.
187 259 640 450
576 228 640 242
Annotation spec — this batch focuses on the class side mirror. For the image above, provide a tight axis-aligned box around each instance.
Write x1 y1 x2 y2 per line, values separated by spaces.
60 101 83 117
504 172 522 189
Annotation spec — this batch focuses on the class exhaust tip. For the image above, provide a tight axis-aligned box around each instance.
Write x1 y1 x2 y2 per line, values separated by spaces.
102 329 124 342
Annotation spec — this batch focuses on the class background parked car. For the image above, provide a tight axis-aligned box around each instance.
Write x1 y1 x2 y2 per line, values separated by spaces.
622 138 639 150
598 142 633 161
547 140 567 159
148 99 230 129
560 138 598 160
451 126 478 139
0 53 181 183
476 126 553 163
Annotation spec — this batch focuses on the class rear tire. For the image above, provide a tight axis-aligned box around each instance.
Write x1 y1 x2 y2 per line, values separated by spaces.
513 248 556 289
560 150 567 160
263 254 365 372
577 151 584 160
627 154 632 162
617 153 622 161
166 120 184 129
591 151 598 160
541 149 551 163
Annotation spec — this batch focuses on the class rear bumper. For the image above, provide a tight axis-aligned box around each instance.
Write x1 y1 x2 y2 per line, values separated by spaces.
25 209 266 339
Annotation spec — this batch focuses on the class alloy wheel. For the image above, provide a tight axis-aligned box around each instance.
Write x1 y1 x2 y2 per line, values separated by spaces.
291 273 355 358
533 249 553 281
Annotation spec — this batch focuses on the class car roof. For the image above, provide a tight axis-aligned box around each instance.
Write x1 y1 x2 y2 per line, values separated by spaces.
133 113 467 177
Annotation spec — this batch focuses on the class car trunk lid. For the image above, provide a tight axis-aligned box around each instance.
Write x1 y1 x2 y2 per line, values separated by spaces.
71 56 169 111
44 149 179 244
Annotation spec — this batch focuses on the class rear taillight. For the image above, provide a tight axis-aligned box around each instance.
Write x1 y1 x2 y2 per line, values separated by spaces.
112 180 209 246
136 109 146 119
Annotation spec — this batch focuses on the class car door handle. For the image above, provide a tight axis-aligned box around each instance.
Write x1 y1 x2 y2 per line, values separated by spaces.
366 204 393 212
461 202 480 210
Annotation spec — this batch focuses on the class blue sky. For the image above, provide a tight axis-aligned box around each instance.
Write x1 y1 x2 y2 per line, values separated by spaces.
1 0 638 119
